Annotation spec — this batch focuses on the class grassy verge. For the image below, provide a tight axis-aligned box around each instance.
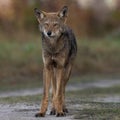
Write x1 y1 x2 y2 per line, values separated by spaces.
0 95 42 104
0 35 43 91
74 108 120 120
75 38 120 74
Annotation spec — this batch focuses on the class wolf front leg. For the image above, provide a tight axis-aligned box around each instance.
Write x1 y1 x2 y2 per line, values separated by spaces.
53 67 66 117
35 66 52 117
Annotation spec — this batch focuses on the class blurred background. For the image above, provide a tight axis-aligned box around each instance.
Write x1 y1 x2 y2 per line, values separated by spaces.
0 0 120 91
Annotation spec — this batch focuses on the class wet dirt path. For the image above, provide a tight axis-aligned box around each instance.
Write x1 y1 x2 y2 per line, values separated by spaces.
0 79 120 120
0 103 74 120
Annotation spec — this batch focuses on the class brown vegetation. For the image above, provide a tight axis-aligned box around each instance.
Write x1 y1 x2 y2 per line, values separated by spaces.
0 0 120 37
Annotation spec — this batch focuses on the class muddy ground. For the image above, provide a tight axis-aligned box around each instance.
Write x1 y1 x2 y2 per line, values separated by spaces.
0 77 120 120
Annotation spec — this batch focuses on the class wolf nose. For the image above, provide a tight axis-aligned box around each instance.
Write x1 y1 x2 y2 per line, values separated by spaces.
47 31 52 36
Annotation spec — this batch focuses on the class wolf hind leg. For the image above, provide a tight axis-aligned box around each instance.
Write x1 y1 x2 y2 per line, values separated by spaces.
62 63 72 113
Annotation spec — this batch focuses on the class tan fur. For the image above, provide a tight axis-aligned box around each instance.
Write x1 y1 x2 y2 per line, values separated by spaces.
34 6 77 117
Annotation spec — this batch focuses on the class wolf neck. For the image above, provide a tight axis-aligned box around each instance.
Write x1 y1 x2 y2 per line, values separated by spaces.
42 33 65 54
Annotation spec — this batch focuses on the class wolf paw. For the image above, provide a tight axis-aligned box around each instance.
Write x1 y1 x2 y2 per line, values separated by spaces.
63 108 68 113
50 108 56 115
56 112 66 117
35 112 45 117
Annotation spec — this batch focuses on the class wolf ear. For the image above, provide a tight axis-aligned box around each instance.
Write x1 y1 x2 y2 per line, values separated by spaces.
34 8 46 22
58 6 68 22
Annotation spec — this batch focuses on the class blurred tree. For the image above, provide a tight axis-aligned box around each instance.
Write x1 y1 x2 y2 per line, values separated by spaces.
0 0 120 37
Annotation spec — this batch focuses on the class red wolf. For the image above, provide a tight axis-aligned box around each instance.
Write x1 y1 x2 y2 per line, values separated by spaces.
34 6 77 117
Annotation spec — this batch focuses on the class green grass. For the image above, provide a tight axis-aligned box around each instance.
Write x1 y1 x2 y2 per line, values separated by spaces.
68 85 120 96
0 41 42 65
0 77 43 91
74 108 120 120
76 38 120 74
0 33 43 91
0 94 42 104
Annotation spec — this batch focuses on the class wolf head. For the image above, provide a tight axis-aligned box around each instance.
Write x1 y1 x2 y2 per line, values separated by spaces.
34 6 68 39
